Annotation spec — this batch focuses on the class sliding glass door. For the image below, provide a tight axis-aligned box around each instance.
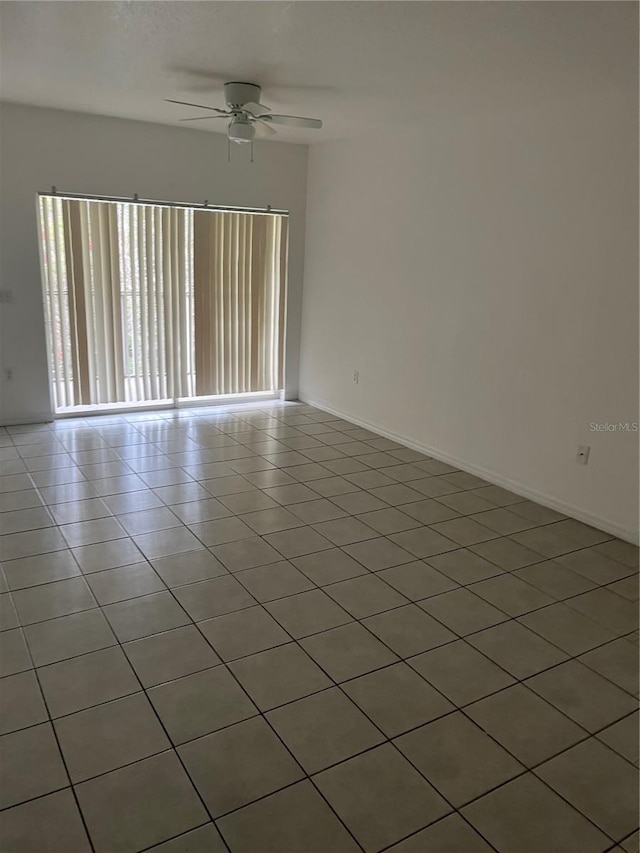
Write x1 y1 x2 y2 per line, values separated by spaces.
38 195 288 413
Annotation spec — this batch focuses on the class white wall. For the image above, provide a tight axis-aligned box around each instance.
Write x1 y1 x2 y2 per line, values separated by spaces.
0 103 308 423
300 86 639 541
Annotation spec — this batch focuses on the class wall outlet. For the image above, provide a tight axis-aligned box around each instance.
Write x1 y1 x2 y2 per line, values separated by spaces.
0 290 13 304
353 370 359 384
576 445 591 465
5 368 13 381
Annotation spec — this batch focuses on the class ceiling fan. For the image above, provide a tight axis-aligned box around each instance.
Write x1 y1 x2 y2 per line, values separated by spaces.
166 81 323 145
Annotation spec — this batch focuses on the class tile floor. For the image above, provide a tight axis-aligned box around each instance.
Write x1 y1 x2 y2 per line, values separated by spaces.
0 401 638 853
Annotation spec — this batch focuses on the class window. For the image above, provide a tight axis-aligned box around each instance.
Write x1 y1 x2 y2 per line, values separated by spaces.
38 195 288 412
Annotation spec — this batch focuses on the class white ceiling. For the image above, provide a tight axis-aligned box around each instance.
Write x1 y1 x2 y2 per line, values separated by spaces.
0 1 635 144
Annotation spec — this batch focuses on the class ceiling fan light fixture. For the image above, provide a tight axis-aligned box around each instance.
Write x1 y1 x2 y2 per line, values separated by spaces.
228 117 255 144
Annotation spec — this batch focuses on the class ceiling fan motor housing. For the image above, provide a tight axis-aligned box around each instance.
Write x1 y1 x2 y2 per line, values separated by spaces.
224 82 262 110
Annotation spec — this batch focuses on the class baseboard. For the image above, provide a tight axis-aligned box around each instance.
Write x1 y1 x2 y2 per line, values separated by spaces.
300 395 639 546
0 411 54 427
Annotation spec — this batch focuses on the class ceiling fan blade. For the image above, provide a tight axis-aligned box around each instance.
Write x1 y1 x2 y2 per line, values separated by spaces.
242 101 271 115
253 120 277 138
178 115 230 122
165 98 228 114
266 114 323 129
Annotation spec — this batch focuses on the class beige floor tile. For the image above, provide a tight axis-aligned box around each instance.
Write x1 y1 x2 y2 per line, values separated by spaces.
0 628 32 676
467 620 568 679
471 507 538 535
396 498 460 525
300 621 399 682
148 666 257 744
356 507 422 535
2 551 83 591
390 527 458 560
409 639 515 706
217 780 360 853
343 537 416 571
369 484 425 506
595 539 640 568
364 604 456 657
150 550 227 588
470 537 544 570
59 517 127 548
579 638 639 696
11 576 96 625
536 738 639 839
0 506 55 535
240 507 306 535
293 548 368 585
313 516 378 546
134 527 204 559
314 743 450 853
0 527 67 560
265 588 352 638
436 491 496 515
386 813 493 852
597 711 639 765
288 497 349 524
0 789 92 853
330 491 389 515
325 574 408 618
55 692 169 782
527 659 637 732
511 527 579 558
117 507 182 536
514 559 596 600
462 773 608 853
1 406 635 853
557 548 633 585
1 595 22 632
211 537 283 572
418 587 508 636
124 625 221 687
266 687 384 773
103 591 190 641
38 646 140 717
24 609 117 666
395 711 523 805
148 824 227 853
427 548 503 584
229 642 331 710
179 716 303 816
470 573 554 616
0 669 48 734
377 561 458 600
518 601 617 655
344 662 454 737
199 605 290 660
85 563 166 605
76 751 208 853
430 517 498 547
169 497 232 524
72 538 145 573
235 560 315 602
566 588 639 635
467 683 585 766
0 722 68 808
264 526 333 558
173 575 256 621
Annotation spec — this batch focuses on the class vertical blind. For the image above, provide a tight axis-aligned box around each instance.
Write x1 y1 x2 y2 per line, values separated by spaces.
38 196 287 409
194 211 287 396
